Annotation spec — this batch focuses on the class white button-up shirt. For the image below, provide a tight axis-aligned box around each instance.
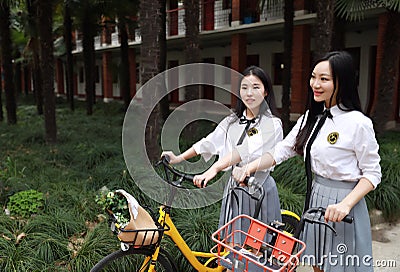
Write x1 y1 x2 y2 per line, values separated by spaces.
273 105 381 188
193 113 283 171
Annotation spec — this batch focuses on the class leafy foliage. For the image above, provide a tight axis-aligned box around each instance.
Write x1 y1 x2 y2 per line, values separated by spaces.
95 189 131 228
7 189 44 218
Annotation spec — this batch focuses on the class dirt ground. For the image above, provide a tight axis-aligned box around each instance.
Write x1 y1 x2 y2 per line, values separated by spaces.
296 220 400 271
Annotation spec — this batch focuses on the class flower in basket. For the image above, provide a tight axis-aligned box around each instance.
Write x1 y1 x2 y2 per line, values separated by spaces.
95 189 131 228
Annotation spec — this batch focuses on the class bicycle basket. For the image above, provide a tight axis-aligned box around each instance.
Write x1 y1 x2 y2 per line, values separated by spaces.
211 214 306 272
107 189 164 248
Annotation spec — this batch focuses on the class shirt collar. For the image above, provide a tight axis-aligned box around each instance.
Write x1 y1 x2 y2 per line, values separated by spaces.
241 110 259 122
324 104 344 117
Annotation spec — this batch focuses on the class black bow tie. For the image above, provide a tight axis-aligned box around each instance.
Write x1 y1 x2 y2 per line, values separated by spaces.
323 109 333 119
239 116 257 126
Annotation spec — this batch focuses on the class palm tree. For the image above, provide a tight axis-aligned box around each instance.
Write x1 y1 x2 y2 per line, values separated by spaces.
0 0 17 124
336 0 400 134
140 0 163 161
37 0 57 143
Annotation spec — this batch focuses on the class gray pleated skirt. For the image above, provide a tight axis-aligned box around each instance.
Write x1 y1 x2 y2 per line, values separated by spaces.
218 173 282 244
301 175 373 272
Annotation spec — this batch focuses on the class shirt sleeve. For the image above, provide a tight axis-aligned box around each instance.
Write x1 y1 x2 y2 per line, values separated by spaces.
192 116 231 162
353 117 382 188
273 114 306 165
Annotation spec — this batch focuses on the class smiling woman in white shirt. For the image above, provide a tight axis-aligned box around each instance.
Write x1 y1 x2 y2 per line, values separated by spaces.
162 65 284 237
232 51 381 272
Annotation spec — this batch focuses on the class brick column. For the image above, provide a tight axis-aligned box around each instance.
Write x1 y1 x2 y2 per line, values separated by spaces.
231 0 241 26
56 58 65 95
291 24 311 115
101 16 112 45
231 33 247 107
129 48 136 98
294 0 308 14
102 51 113 101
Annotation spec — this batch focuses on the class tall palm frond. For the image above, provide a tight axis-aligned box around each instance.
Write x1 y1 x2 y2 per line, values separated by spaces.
336 0 400 21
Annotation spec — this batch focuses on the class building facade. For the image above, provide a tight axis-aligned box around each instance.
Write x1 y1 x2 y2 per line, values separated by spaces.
57 0 398 123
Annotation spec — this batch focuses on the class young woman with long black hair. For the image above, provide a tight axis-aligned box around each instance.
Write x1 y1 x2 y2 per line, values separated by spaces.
232 51 381 272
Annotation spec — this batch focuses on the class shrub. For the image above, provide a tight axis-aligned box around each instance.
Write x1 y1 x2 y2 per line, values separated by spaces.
7 189 44 218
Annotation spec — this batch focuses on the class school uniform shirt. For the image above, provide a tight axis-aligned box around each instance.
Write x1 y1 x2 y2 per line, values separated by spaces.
192 113 283 171
273 104 381 188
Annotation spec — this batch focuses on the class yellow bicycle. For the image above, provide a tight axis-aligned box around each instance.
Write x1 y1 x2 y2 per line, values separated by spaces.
90 156 300 272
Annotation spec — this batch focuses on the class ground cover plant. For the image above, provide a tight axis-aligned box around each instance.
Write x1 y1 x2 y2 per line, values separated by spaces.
0 97 399 271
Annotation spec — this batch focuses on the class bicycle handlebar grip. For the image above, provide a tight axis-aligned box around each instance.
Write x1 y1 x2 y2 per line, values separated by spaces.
342 214 354 224
185 174 194 182
242 176 255 186
320 207 353 224
163 155 171 164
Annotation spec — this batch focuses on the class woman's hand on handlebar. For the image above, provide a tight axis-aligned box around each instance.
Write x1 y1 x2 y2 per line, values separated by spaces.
324 202 352 223
232 166 250 183
161 151 183 164
193 167 218 188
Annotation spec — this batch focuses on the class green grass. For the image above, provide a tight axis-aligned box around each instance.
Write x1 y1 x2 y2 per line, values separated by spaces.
0 96 399 271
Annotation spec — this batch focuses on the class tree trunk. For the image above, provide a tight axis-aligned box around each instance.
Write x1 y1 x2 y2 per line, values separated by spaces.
14 52 22 96
37 0 57 143
183 0 201 141
0 63 3 122
27 0 43 115
372 11 400 134
81 7 96 115
0 1 17 124
117 14 131 111
64 2 74 111
158 0 169 121
32 37 44 115
281 0 294 135
140 0 163 162
313 0 336 61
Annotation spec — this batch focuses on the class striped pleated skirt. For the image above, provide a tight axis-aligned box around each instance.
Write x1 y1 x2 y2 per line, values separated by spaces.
301 175 374 272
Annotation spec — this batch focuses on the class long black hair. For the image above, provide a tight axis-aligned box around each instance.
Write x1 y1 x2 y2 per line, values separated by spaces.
233 65 280 119
294 51 362 155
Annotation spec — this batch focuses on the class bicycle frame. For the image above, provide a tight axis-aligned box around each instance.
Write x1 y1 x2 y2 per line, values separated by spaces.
142 206 225 272
137 156 301 271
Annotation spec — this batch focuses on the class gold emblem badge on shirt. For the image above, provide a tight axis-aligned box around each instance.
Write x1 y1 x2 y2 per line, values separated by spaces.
327 132 339 144
247 127 258 137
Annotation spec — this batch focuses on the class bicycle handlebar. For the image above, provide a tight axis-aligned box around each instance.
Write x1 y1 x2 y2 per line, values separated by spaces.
305 207 353 224
157 155 194 183
294 206 354 239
